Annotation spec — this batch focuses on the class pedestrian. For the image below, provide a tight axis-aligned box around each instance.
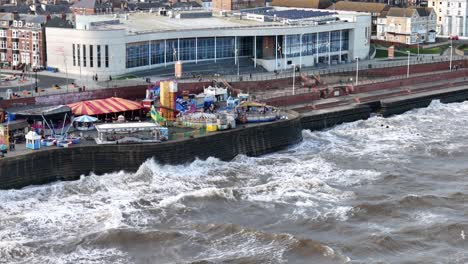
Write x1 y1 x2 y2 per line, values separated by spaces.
109 75 112 81
95 74 98 82
249 73 252 79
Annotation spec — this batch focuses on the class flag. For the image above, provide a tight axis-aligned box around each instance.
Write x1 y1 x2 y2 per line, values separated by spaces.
150 105 166 122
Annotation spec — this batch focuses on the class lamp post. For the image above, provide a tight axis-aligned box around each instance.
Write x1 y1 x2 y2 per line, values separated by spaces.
449 44 453 71
355 57 359 86
292 63 296 95
406 51 410 78
235 48 239 77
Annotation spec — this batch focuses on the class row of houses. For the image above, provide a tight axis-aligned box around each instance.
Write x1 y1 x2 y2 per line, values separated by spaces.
0 0 463 71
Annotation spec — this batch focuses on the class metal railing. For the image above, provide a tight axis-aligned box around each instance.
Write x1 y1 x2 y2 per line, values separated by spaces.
1 55 466 100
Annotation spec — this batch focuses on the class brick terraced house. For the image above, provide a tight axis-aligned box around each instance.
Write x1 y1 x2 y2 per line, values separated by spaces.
0 12 47 69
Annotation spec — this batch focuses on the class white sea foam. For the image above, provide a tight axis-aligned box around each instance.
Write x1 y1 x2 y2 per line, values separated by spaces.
1 100 468 263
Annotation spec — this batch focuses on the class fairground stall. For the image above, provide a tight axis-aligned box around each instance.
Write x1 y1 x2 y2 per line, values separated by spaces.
95 122 168 144
8 105 72 137
67 97 143 122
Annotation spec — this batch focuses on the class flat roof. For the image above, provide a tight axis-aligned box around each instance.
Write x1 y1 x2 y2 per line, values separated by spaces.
81 13 277 33
76 7 362 34
96 122 160 130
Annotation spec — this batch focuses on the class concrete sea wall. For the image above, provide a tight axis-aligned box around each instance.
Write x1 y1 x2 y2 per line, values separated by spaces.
0 111 303 189
300 105 371 131
380 86 468 117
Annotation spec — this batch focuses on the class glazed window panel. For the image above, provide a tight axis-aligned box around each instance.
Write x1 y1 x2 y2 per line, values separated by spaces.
318 32 329 54
150 40 165 65
197 37 215 60
126 42 149 68
105 45 109 68
72 44 76 66
302 33 316 56
179 38 196 61
90 45 93 68
216 37 235 59
284 34 301 57
238 36 253 56
341 30 349 51
83 44 86 67
97 45 101 68
330 31 341 52
166 39 178 63
77 44 80 66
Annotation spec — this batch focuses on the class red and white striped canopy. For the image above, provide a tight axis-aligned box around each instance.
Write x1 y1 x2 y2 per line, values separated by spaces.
67 97 142 116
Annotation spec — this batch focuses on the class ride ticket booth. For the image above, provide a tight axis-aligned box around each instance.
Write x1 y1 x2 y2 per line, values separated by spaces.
25 131 41 150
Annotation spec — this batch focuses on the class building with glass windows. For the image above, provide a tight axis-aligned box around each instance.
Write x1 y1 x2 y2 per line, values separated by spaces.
45 7 371 77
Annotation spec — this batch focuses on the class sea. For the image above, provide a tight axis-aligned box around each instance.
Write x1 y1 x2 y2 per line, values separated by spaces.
0 100 467 264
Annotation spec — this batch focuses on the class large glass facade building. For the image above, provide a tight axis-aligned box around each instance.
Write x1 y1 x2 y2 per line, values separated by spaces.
46 8 371 76
124 31 350 69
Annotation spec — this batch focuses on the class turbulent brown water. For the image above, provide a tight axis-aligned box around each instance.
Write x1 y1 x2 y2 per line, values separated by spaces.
1 100 468 264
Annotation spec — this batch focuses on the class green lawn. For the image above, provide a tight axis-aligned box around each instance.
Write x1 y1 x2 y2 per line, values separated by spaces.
375 49 388 58
398 45 448 55
114 75 138 80
375 49 407 58
458 45 468 51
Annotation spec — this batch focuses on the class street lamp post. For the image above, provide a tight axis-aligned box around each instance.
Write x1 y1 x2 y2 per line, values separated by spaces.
355 57 359 86
449 44 453 71
292 63 296 95
406 51 410 78
235 48 239 77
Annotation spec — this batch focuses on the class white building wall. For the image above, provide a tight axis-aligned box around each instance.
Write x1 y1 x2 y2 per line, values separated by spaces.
46 27 127 77
46 13 371 76
437 0 468 37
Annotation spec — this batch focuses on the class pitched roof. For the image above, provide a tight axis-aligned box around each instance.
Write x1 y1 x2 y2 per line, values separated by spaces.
72 0 96 9
45 16 73 28
332 1 388 13
0 4 32 14
19 14 47 24
412 7 433 17
382 7 415 18
272 0 333 9
0 12 14 21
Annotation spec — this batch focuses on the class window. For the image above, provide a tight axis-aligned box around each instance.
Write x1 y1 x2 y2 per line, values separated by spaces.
0 41 6 49
97 45 101 67
72 44 76 66
13 21 17 27
12 30 18 38
12 42 18 50
77 44 80 67
126 42 149 68
83 44 86 67
105 45 109 67
33 54 39 66
32 43 38 52
18 21 22 27
90 45 93 67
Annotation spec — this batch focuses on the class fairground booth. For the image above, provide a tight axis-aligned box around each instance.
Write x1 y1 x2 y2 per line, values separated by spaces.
7 105 72 136
67 97 143 121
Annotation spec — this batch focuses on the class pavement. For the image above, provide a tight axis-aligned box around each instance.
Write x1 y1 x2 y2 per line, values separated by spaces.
0 52 465 99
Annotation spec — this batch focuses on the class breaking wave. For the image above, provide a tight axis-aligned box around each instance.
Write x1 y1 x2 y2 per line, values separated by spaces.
1 100 468 263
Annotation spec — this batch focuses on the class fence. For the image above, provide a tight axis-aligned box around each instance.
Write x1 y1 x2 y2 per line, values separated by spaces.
1 55 466 100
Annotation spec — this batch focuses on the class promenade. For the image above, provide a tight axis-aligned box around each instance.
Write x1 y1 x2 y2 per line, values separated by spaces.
1 54 464 100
